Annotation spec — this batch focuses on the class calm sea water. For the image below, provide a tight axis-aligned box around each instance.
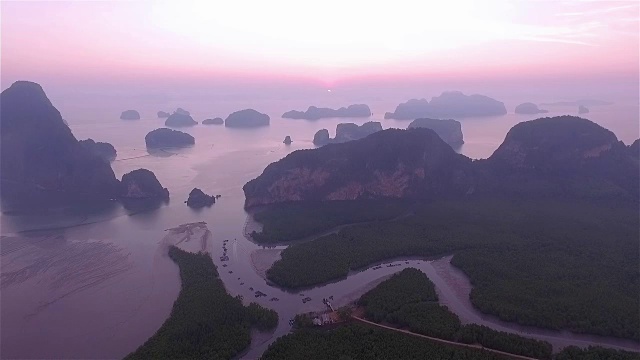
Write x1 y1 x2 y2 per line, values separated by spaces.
1 99 638 359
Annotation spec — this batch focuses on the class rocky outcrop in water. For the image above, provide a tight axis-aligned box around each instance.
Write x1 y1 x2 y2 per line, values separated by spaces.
0 81 122 210
158 111 170 118
225 109 270 128
578 105 589 114
79 139 117 162
313 122 382 146
514 103 548 114
202 117 224 125
283 136 292 144
186 188 215 208
245 116 638 207
145 128 195 148
282 104 371 120
407 118 464 148
120 110 140 120
120 169 169 200
175 108 190 116
165 113 197 127
385 91 507 119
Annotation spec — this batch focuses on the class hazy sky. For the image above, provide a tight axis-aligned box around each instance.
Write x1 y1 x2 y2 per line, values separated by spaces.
2 0 638 103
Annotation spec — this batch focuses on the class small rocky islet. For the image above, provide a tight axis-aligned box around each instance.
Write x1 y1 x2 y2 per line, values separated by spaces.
120 109 140 120
185 188 219 208
145 128 195 148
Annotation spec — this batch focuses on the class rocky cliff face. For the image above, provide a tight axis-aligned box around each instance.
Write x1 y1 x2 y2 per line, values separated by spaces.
313 122 382 146
482 116 638 199
120 169 169 200
244 116 638 207
489 116 619 171
244 128 474 207
186 188 215 208
79 139 117 162
0 81 122 210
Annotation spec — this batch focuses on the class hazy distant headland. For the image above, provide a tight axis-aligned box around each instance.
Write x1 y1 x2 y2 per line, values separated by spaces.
283 104 371 120
540 99 613 107
578 105 590 114
313 121 382 146
385 91 507 120
224 109 270 128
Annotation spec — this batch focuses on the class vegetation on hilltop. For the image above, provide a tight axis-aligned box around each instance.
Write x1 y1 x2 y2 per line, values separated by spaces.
125 246 277 359
262 323 508 360
358 268 553 359
251 200 410 243
555 346 639 360
265 199 639 340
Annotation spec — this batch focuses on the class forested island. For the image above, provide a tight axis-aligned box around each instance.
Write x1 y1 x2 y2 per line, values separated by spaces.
263 324 509 360
126 246 277 359
145 128 195 148
244 116 638 207
246 116 639 344
358 268 553 359
255 198 639 341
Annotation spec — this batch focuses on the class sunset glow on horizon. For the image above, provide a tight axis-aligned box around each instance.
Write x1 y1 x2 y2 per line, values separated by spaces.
2 0 638 91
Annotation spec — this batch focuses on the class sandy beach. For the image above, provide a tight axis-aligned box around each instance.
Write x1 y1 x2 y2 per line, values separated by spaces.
249 249 281 279
161 222 212 254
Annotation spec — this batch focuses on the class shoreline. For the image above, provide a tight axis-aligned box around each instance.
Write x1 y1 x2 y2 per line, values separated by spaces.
249 249 282 279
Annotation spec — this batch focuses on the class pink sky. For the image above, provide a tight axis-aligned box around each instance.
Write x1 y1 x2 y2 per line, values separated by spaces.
1 1 638 99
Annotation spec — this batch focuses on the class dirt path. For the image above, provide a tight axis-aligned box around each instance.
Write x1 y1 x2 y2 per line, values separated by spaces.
351 316 538 360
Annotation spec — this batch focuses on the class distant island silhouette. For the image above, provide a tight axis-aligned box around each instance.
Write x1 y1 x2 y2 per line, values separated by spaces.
515 102 549 115
539 99 612 107
313 122 382 146
385 91 507 119
120 110 140 120
225 109 270 128
283 104 371 120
